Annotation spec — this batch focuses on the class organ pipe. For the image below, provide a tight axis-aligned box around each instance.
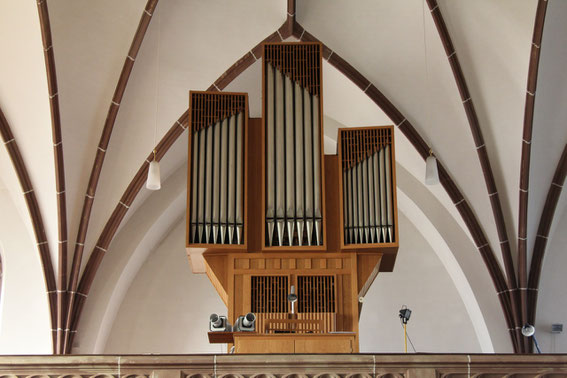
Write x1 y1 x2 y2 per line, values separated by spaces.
339 127 396 246
188 92 247 246
264 43 324 247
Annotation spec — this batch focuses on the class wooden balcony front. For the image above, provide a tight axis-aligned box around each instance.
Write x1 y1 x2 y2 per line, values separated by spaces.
1 354 566 378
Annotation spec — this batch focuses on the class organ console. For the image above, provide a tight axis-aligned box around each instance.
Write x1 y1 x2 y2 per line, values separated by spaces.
186 42 399 353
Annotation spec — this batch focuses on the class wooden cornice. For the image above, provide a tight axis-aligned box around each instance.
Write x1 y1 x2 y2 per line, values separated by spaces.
63 0 159 354
528 143 567 324
0 106 57 351
37 0 68 354
517 0 548 351
425 0 520 351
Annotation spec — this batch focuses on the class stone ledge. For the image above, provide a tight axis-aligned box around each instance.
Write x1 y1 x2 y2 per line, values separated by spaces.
0 354 566 378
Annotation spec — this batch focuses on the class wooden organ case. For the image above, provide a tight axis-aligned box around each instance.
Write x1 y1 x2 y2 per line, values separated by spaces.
186 43 399 354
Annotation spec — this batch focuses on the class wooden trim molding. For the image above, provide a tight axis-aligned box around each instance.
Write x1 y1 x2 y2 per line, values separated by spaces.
528 144 567 325
0 106 57 350
517 0 548 350
425 0 520 351
63 0 159 354
36 0 68 354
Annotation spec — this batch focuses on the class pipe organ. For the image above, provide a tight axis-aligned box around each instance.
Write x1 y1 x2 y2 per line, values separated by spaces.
186 43 399 354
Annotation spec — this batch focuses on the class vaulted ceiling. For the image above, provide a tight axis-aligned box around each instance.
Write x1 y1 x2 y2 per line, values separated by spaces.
0 0 566 354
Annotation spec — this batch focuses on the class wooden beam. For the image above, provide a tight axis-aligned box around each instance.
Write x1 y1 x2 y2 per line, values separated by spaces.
204 254 229 306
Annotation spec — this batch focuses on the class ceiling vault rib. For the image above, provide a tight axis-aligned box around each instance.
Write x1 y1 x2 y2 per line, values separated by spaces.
62 0 159 354
517 0 548 353
425 0 520 351
0 106 57 352
527 144 567 326
36 0 68 354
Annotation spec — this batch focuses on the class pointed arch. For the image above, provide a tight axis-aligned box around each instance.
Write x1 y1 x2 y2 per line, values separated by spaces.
67 21 517 351
62 0 159 354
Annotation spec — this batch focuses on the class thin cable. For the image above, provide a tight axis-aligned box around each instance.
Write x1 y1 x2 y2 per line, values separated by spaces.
406 329 417 353
421 0 431 134
153 4 161 153
399 317 417 353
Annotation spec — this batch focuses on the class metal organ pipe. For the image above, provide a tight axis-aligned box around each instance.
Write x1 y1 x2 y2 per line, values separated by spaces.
341 128 395 245
189 92 246 245
265 63 323 247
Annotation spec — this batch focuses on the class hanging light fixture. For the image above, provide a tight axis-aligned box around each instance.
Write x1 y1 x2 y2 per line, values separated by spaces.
146 6 162 191
146 149 161 190
421 1 439 186
425 149 439 185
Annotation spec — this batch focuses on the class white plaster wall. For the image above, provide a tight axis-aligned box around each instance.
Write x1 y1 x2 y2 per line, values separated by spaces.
0 182 52 354
105 213 480 353
359 212 481 353
0 0 59 273
104 221 226 353
535 195 567 353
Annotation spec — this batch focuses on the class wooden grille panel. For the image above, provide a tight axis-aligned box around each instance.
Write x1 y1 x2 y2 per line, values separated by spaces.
340 128 392 170
297 275 336 313
251 275 288 313
190 92 246 132
264 43 321 96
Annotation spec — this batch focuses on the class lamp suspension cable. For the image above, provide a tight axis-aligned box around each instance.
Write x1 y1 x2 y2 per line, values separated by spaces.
146 5 162 190
422 1 439 185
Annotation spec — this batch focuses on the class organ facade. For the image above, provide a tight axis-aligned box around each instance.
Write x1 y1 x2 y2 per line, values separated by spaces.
186 42 399 353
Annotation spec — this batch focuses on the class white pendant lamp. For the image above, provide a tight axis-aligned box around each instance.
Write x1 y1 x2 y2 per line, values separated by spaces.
146 7 162 191
425 150 439 186
421 3 439 186
146 150 161 190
